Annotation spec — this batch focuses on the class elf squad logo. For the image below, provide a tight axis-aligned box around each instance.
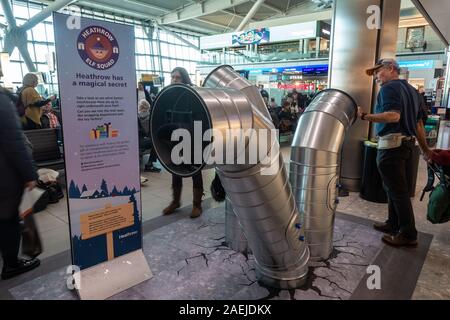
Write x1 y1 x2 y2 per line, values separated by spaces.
77 26 119 70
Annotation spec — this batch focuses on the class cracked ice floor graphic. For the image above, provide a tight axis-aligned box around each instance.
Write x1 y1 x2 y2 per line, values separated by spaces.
8 204 431 300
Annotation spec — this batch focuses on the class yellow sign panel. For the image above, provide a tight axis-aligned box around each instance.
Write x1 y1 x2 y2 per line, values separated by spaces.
80 203 134 240
141 74 157 82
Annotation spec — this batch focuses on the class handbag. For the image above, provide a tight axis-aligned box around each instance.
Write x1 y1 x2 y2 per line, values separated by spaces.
210 172 226 202
21 213 43 258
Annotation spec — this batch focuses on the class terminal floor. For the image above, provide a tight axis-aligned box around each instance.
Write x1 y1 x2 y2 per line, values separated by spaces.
0 144 449 299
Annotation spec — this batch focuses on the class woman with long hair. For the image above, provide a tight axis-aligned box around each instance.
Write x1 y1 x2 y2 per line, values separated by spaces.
162 67 204 218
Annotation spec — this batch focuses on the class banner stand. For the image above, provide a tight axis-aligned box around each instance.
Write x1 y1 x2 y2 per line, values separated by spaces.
74 250 152 300
53 13 151 300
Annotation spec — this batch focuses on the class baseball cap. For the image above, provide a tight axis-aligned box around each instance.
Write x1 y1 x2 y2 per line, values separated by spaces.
365 58 400 76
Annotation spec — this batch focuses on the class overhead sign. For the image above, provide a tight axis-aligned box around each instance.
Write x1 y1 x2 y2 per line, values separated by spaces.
200 21 319 50
399 60 434 70
232 28 270 46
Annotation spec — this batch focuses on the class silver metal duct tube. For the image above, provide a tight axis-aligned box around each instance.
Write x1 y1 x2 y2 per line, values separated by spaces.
151 66 310 289
225 198 249 254
290 89 357 261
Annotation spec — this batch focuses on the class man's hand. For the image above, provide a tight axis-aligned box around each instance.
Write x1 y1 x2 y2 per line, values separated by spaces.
24 181 36 191
357 106 364 118
422 148 435 162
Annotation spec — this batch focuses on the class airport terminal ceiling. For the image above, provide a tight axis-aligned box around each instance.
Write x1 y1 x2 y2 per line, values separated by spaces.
29 0 446 39
34 0 333 35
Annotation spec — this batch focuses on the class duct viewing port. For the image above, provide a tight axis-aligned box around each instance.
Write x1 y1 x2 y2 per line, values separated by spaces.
150 84 212 177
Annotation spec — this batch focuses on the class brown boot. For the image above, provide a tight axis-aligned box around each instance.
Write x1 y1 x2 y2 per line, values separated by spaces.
163 186 182 215
190 188 204 218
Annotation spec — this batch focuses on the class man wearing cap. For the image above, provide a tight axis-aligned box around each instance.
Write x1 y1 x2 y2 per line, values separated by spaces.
358 58 433 247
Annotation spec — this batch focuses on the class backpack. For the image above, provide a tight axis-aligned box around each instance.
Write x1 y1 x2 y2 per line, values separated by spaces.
16 90 26 117
36 180 64 205
427 183 450 224
426 167 450 224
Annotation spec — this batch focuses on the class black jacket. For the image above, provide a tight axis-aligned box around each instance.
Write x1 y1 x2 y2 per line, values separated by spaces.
0 89 38 219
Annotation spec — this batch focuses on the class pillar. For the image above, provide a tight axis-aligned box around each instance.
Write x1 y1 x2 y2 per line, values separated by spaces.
303 39 310 56
316 36 321 58
328 0 401 191
443 46 450 116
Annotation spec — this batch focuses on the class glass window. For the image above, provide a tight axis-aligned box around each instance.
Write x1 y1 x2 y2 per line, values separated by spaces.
31 23 47 42
1 0 200 92
45 24 55 43
162 58 170 72
138 56 147 70
135 26 144 38
9 62 23 83
159 31 167 42
152 42 159 56
12 3 29 19
171 44 179 59
44 13 53 23
11 47 21 61
153 57 160 70
161 42 169 57
93 11 104 20
136 39 146 54
144 40 151 54
172 45 179 58
105 13 115 22
167 33 177 44
163 72 171 86
27 43 36 62
28 5 42 17
168 59 175 71
181 46 189 59
37 63 49 73
35 44 50 63
135 56 140 70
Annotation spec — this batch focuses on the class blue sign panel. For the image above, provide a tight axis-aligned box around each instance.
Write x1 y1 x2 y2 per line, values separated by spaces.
398 60 434 70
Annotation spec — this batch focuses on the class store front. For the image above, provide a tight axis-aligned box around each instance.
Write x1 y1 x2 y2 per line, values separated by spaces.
398 58 447 110
243 64 328 105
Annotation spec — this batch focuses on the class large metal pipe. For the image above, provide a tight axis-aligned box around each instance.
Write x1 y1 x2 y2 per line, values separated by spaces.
225 198 250 254
151 66 309 289
290 89 357 260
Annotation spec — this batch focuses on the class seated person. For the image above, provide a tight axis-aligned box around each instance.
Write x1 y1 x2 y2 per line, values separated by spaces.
41 102 63 144
138 100 160 172
41 102 60 129
278 101 294 133
267 99 280 128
